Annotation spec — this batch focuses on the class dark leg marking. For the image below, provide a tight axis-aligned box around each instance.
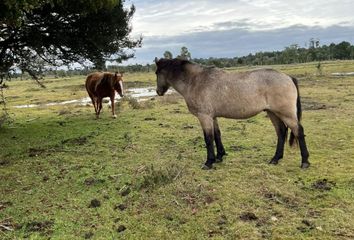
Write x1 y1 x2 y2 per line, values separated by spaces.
214 119 226 162
202 130 216 169
298 124 310 168
267 111 287 165
269 121 287 165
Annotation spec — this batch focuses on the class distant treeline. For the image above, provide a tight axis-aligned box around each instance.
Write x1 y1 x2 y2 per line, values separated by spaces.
33 40 354 77
112 40 354 72
42 63 155 77
193 41 354 68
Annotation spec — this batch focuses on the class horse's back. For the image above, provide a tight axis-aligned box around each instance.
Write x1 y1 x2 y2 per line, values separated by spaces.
198 68 298 118
223 69 296 95
86 72 99 86
85 72 104 95
246 69 298 115
248 68 297 95
86 72 102 84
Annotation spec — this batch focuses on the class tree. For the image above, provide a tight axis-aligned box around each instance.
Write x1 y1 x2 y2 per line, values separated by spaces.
0 0 142 82
280 44 299 64
333 41 351 59
307 39 321 62
163 51 173 59
309 38 320 49
177 46 191 60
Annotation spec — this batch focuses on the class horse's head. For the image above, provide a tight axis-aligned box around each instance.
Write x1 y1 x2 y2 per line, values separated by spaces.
113 72 124 97
155 58 170 96
155 57 190 96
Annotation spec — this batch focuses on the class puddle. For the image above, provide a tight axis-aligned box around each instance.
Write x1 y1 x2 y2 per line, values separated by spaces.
15 104 39 109
126 87 160 98
331 72 354 76
14 87 173 109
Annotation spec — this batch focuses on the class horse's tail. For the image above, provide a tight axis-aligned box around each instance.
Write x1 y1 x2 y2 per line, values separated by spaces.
289 76 302 147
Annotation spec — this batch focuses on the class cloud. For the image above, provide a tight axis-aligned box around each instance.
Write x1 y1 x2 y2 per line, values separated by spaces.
124 0 354 64
129 0 354 35
126 24 354 64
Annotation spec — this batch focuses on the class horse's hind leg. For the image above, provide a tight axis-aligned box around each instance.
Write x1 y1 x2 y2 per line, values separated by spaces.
267 111 287 165
96 98 103 119
91 98 97 114
297 124 310 168
88 94 98 115
198 115 216 170
213 118 226 162
278 115 310 168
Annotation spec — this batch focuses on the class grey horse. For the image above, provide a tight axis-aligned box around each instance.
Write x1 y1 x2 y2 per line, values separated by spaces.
155 58 309 170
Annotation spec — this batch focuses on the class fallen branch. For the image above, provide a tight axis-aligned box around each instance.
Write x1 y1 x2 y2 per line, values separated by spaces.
26 117 39 122
0 218 15 232
0 224 13 231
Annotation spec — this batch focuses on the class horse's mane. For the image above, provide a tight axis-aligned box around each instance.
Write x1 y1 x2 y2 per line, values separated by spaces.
156 58 190 71
157 59 217 78
157 58 221 74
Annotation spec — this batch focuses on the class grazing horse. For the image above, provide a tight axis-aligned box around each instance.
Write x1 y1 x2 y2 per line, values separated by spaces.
154 58 310 170
85 72 124 119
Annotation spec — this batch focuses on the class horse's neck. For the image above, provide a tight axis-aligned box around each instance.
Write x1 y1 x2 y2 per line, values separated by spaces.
172 64 204 95
170 78 188 97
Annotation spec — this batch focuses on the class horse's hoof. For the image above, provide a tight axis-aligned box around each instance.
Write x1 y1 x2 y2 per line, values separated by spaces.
216 152 227 163
201 164 213 170
269 159 279 165
113 115 117 119
301 162 310 169
215 158 223 163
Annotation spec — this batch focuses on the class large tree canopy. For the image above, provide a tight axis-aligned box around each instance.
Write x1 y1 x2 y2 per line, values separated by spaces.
0 0 141 80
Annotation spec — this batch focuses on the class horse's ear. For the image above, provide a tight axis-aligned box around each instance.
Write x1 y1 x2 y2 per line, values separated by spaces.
115 71 118 77
154 57 159 64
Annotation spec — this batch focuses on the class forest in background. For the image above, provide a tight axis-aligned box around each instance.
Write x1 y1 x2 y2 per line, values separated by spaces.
7 39 354 78
108 39 354 73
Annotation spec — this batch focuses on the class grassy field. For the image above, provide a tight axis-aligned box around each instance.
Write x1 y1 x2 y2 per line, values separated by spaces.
1 61 354 239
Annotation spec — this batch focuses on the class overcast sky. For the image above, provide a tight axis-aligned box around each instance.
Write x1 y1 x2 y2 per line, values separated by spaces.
125 0 354 64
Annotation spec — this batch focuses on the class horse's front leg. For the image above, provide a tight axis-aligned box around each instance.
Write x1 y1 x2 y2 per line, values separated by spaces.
198 115 216 170
110 93 117 118
213 118 226 162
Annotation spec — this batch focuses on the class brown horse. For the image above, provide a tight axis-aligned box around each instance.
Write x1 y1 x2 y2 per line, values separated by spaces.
155 58 309 170
85 72 124 118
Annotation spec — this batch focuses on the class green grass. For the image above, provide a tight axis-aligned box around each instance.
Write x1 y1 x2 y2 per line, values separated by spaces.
1 62 354 239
